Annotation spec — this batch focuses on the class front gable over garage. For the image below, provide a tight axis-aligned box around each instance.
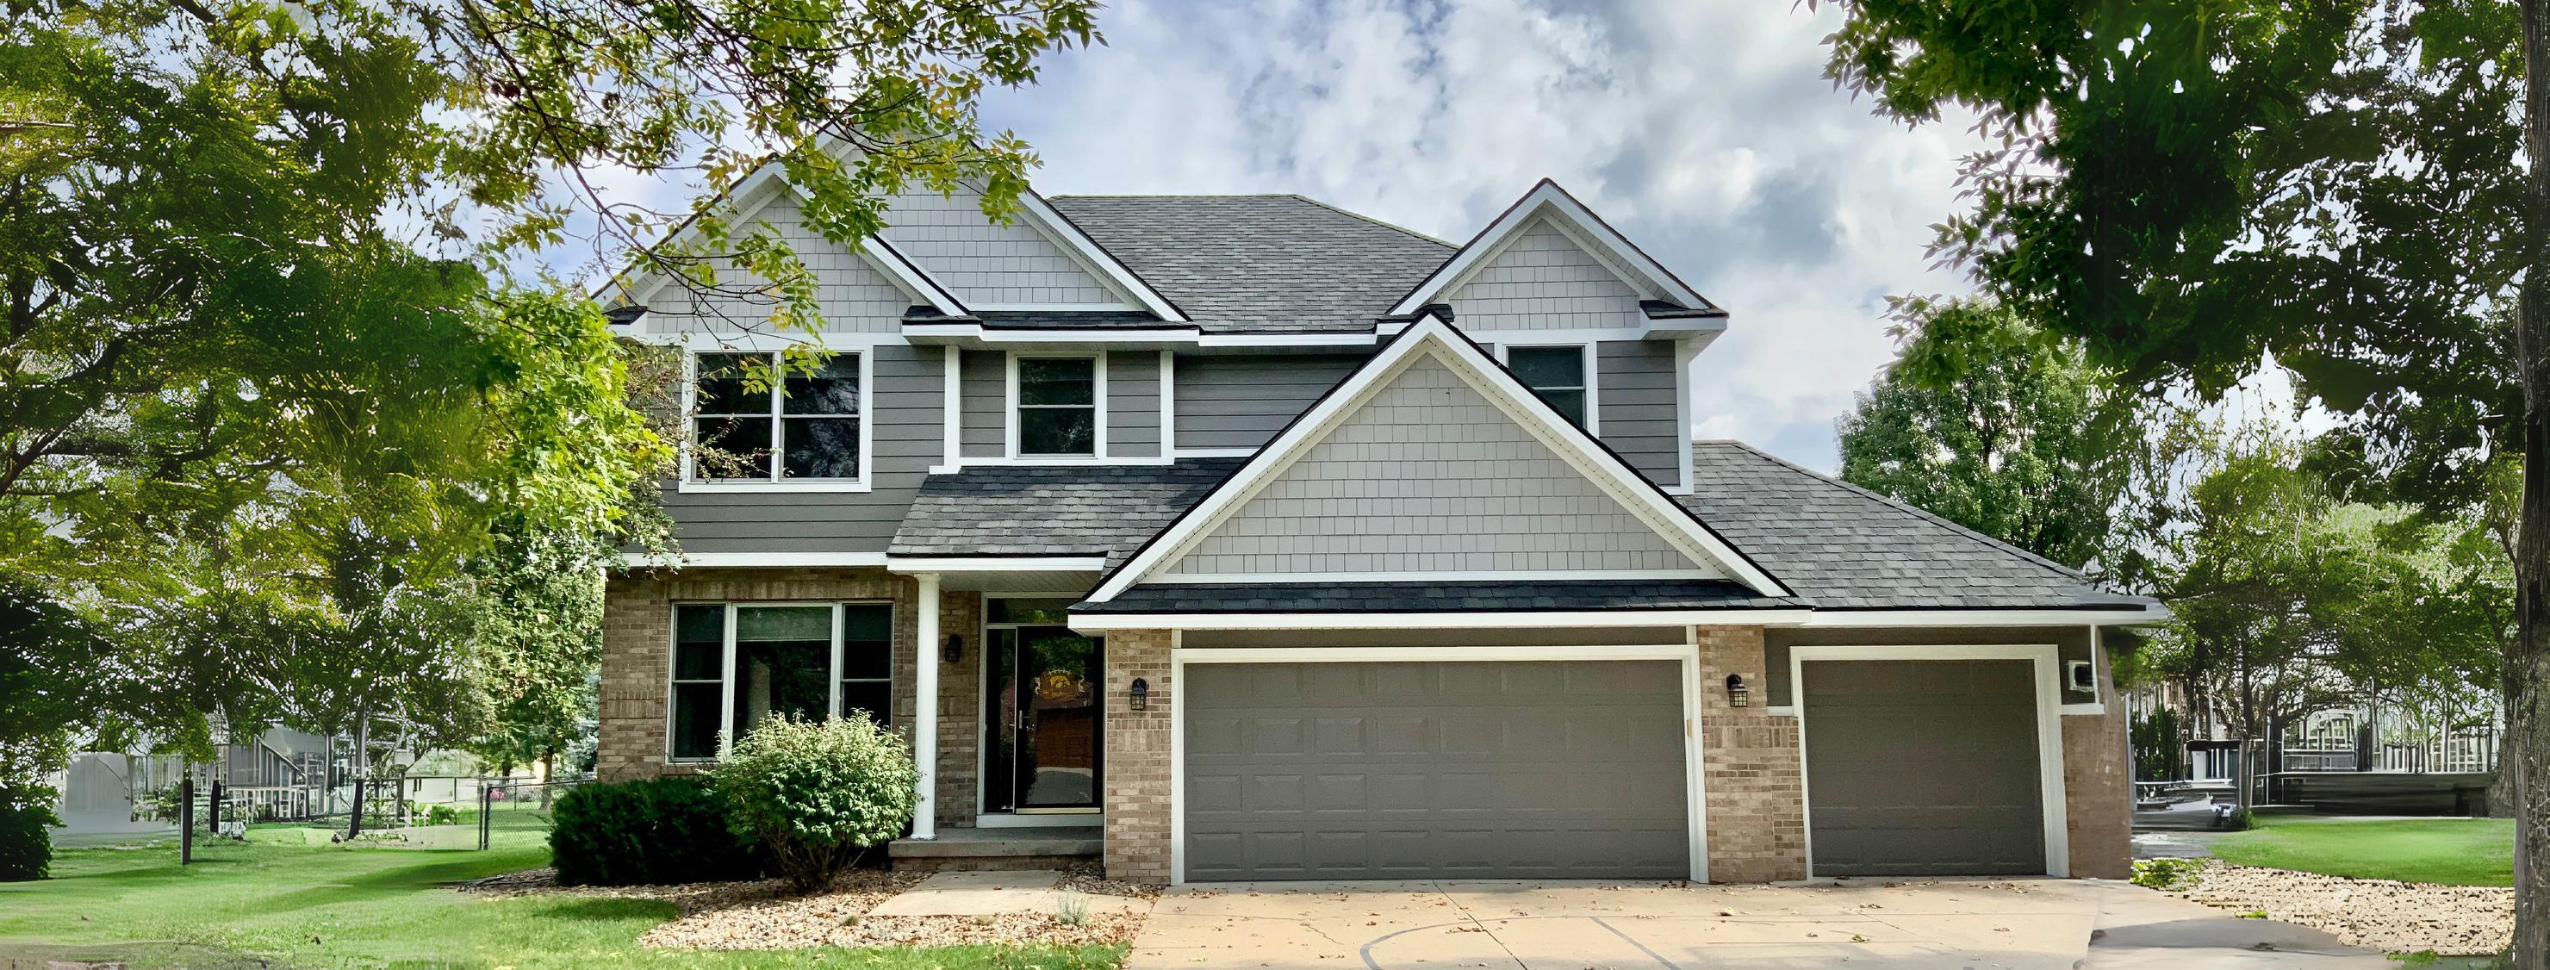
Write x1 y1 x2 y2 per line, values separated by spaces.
1085 317 1788 601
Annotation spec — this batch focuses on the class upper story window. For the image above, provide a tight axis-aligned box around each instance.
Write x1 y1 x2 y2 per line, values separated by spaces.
691 351 864 485
1015 356 1099 457
1507 345 1590 428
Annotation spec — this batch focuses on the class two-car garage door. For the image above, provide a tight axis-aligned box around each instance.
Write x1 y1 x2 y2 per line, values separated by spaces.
1182 660 1690 882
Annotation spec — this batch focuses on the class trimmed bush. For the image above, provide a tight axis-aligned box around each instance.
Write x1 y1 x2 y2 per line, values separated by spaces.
0 795 53 881
549 776 756 886
712 715 916 893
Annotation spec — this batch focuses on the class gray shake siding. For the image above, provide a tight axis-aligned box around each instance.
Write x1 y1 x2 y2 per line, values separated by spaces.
1160 354 1712 578
1107 351 1162 458
1445 217 1648 331
1171 352 1368 451
959 350 1004 458
880 189 1123 307
640 190 914 333
658 343 940 554
1596 340 1681 486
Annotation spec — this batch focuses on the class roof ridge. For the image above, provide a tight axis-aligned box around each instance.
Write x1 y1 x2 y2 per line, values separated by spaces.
1286 194 1459 249
1691 439 2099 585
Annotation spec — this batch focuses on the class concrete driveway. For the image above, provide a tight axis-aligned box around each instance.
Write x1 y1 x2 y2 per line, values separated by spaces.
1128 878 2390 970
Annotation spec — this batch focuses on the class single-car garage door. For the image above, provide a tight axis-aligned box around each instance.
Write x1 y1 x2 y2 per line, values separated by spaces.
1183 660 1689 881
1802 659 2046 876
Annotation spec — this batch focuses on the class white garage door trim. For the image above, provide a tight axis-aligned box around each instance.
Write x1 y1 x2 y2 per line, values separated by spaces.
1789 643 2070 878
1169 635 1708 885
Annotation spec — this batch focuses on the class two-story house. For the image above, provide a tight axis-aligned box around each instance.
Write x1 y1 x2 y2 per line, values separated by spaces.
596 168 2162 885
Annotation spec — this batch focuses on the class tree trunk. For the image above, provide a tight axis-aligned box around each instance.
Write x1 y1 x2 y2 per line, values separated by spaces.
345 717 367 840
2510 4 2550 965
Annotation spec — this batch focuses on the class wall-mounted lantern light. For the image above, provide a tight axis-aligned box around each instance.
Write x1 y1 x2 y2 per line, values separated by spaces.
942 634 964 666
1725 674 1750 708
1130 677 1150 712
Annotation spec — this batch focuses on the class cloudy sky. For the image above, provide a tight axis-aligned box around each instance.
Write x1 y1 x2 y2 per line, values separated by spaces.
974 0 1994 472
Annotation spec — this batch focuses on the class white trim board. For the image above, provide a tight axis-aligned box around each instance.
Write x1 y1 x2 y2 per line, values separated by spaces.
1083 316 1790 603
1785 643 2071 879
1168 642 1706 885
1387 179 1715 317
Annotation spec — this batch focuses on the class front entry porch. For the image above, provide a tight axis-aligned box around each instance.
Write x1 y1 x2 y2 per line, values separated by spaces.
887 825 1102 873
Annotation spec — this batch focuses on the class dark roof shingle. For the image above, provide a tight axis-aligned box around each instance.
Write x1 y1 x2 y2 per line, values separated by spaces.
1046 195 1453 334
1074 579 1800 614
1679 441 2156 612
889 460 1243 566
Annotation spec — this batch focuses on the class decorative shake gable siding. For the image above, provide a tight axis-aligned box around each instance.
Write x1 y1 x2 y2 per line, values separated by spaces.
1446 216 1651 331
638 189 922 333
1159 353 1717 579
880 188 1130 307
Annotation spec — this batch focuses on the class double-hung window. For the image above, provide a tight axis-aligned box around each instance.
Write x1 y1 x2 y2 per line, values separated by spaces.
1507 346 1591 429
691 351 864 483
667 602 895 762
1015 356 1099 457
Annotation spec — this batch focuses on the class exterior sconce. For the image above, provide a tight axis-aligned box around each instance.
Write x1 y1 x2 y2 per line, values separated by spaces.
1130 677 1149 712
942 634 963 665
1725 674 1749 708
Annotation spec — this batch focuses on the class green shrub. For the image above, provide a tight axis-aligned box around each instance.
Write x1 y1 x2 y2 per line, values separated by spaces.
0 795 54 881
423 804 460 826
712 715 916 893
2129 857 2204 891
549 777 756 886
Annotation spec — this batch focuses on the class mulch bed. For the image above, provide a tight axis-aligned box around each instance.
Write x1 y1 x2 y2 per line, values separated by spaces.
461 867 1150 951
2168 860 2511 956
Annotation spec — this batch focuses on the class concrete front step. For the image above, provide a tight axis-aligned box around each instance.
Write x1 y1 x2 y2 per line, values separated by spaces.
889 826 1101 873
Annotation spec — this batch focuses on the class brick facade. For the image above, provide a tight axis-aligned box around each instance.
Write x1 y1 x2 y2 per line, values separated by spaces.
1099 629 1172 884
1694 625 1809 883
596 568 982 829
2063 674 2133 879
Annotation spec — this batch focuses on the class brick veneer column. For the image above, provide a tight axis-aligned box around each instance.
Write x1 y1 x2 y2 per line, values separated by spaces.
934 591 982 829
595 567 917 781
2064 653 2132 879
1695 625 1808 882
1101 629 1173 884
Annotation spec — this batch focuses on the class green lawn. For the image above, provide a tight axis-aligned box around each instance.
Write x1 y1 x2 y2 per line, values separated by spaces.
1 812 1122 969
2210 815 2515 887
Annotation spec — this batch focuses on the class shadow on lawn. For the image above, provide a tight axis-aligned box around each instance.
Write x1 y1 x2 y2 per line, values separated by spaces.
0 941 275 970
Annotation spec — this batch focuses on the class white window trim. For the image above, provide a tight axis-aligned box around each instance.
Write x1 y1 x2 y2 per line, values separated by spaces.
678 350 875 493
664 601 897 764
1005 351 1109 461
1784 642 2071 879
1497 341 1599 436
1167 637 1707 886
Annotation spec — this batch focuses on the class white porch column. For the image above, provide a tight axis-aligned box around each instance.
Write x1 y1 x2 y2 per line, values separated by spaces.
913 572 940 840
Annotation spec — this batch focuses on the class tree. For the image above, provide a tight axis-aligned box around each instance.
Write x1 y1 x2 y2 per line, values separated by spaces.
1811 2 2544 956
1839 297 2126 571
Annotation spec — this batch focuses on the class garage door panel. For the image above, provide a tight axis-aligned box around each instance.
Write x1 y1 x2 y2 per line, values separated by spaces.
1804 659 2045 877
1185 659 1689 881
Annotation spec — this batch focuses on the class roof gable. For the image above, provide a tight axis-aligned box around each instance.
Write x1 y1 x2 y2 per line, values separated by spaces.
1087 317 1789 601
632 180 965 325
1389 180 1718 318
879 186 1184 320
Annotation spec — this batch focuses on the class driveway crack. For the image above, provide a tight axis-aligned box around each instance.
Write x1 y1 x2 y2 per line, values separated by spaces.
1435 881 1529 970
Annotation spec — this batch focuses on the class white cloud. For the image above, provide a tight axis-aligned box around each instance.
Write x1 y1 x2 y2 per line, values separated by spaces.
988 0 1992 471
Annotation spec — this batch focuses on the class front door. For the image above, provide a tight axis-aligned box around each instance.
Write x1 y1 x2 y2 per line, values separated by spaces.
982 610 1104 814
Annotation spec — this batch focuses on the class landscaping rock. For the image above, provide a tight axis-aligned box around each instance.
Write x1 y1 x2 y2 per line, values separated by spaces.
2169 861 2511 956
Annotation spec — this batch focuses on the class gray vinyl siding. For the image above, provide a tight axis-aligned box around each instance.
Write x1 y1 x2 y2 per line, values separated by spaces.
1762 626 2101 708
1597 340 1682 486
959 350 1005 458
1444 217 1648 331
642 189 914 334
1107 351 1162 458
880 188 1124 307
1162 354 1711 578
1172 352 1367 451
659 343 939 553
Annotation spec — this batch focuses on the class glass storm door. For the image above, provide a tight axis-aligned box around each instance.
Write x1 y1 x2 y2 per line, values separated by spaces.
982 616 1104 813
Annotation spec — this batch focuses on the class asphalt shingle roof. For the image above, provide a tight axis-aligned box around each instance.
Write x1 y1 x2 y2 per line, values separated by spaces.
1679 441 2157 612
1074 580 1800 614
889 460 1243 566
1045 195 1455 334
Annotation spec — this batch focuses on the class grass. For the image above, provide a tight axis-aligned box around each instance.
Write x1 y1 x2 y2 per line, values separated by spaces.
2 808 1124 969
2210 815 2515 887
